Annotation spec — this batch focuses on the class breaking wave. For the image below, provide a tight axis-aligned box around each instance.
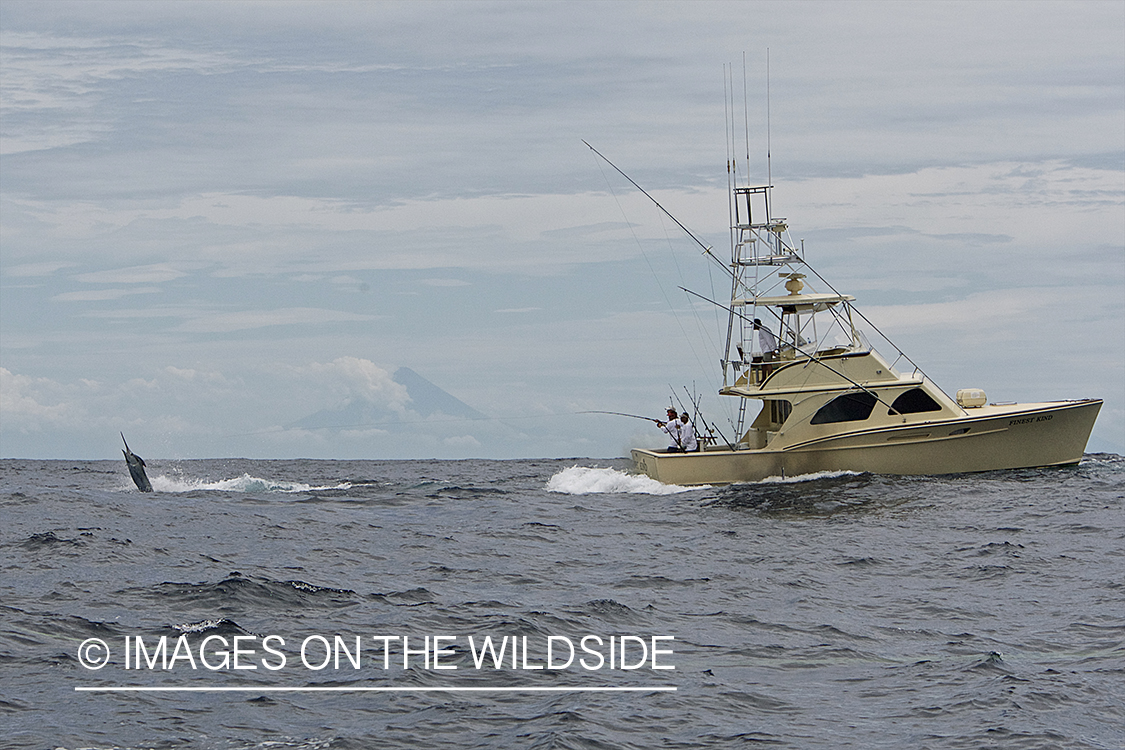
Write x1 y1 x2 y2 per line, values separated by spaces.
149 473 350 494
545 466 697 495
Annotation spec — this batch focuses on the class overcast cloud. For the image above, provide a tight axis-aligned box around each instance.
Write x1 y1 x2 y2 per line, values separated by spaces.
1 0 1122 459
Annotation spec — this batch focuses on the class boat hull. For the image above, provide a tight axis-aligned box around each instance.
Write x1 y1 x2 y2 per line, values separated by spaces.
631 399 1102 485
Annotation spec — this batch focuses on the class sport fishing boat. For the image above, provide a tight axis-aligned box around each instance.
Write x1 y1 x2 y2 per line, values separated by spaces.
624 162 1101 486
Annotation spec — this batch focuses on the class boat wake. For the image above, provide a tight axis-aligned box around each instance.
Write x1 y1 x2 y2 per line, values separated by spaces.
752 469 865 485
545 466 700 495
148 472 351 494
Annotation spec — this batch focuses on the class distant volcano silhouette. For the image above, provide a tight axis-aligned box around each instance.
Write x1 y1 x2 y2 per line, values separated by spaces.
390 367 485 419
288 367 485 431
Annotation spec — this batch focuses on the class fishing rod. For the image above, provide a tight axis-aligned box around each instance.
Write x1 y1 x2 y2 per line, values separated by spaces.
583 140 736 283
683 384 735 450
679 284 786 369
669 386 695 426
667 385 712 451
672 383 730 451
680 285 780 329
660 390 690 451
580 410 662 423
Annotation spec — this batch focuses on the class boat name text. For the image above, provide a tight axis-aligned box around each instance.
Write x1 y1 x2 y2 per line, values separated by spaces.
1008 415 1054 426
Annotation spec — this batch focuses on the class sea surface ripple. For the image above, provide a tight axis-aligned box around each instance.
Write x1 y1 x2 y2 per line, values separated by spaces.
1 455 1122 749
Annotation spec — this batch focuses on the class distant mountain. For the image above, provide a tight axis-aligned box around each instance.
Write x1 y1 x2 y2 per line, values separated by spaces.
391 367 486 420
287 367 485 432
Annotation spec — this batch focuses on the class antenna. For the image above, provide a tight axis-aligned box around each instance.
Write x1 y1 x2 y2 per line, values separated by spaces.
743 52 750 187
766 48 772 188
724 65 731 193
725 64 735 265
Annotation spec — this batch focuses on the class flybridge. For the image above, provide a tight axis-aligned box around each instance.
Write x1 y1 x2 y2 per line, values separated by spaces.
720 178 871 407
733 292 856 308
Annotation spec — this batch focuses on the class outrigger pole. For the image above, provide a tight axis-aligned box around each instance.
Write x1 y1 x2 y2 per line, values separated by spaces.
583 140 735 283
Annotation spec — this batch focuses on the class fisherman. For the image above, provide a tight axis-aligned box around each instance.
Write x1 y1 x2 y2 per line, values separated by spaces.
654 408 684 452
754 318 778 356
678 412 699 452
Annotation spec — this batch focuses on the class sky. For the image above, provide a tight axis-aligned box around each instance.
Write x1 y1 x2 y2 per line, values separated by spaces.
1 0 1122 460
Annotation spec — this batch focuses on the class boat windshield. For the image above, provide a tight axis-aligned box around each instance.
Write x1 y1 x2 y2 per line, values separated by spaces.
747 298 864 360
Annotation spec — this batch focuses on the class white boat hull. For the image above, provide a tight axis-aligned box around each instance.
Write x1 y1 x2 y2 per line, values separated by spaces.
631 399 1102 486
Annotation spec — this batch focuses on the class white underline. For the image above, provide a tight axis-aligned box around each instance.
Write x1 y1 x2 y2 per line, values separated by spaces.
75 685 676 693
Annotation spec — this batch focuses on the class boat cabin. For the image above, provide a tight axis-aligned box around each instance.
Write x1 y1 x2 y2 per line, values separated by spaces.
721 277 963 450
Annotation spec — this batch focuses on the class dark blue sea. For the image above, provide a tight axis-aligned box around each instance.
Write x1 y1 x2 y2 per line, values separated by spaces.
1 455 1123 749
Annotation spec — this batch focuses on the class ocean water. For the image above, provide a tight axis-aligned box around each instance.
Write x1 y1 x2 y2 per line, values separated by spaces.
1 455 1123 750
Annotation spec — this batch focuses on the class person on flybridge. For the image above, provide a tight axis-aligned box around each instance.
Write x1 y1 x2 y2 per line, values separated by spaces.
753 318 778 357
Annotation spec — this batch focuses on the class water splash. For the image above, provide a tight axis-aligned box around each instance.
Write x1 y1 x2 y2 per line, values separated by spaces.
545 466 697 495
149 472 350 494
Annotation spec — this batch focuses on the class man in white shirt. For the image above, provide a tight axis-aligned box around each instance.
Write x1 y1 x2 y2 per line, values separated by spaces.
754 318 777 357
678 413 699 452
655 408 683 451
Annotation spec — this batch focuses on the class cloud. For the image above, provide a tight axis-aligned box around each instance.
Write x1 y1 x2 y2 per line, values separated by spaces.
3 261 76 277
176 308 378 333
164 365 230 385
443 434 481 449
76 265 186 284
299 357 412 414
0 367 86 430
0 30 253 155
53 287 160 302
0 362 252 456
862 288 1068 333
1 2 1120 459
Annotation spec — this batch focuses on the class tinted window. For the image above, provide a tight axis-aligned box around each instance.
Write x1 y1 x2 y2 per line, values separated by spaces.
890 388 942 415
769 400 792 425
811 392 878 424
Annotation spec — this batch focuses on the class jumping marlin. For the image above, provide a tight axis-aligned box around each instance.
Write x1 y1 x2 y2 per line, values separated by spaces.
121 433 153 492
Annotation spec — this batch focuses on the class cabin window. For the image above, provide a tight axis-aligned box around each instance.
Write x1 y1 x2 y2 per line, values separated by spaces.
890 388 942 415
769 400 792 426
811 391 878 425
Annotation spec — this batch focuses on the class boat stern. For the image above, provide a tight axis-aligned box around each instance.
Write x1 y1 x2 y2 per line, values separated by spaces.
630 447 784 486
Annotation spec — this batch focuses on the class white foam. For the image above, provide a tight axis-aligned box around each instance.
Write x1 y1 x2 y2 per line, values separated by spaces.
545 466 697 495
149 472 350 494
172 618 229 633
752 469 863 485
